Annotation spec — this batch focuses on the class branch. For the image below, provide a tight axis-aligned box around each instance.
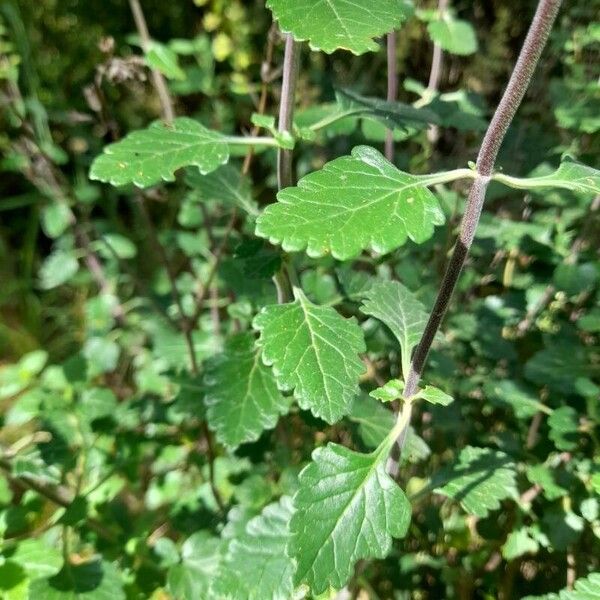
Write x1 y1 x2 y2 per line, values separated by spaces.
387 0 563 475
384 31 398 161
128 0 174 122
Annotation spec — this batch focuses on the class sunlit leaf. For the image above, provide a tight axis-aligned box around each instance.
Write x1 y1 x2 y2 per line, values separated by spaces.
256 146 444 260
254 288 365 423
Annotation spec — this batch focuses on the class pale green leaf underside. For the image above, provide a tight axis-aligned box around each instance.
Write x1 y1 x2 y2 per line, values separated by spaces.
417 385 453 406
90 117 229 188
212 498 295 600
204 333 290 448
253 288 365 424
288 443 411 594
360 280 429 375
494 160 600 196
559 572 600 599
434 446 518 518
370 378 404 403
427 18 478 55
267 0 412 55
185 164 258 215
256 146 445 260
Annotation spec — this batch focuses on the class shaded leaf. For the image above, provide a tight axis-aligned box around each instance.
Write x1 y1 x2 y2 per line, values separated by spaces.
434 446 518 517
548 406 579 451
427 18 478 55
204 333 290 448
349 395 395 447
360 280 429 375
212 497 295 600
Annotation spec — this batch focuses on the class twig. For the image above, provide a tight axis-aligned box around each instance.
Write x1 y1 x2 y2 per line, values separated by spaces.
387 0 563 476
385 31 398 161
128 0 174 122
426 0 449 143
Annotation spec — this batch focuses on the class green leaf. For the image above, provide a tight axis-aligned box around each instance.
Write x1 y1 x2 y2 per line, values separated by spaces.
502 527 539 560
204 333 290 448
185 164 257 215
493 160 600 195
336 88 440 129
553 262 598 296
90 118 229 188
8 539 63 579
349 395 395 447
256 146 445 260
167 532 225 600
548 406 579 451
29 560 125 600
253 288 365 424
559 572 600 599
415 385 453 406
427 18 478 55
370 379 404 403
526 464 568 501
41 202 73 239
212 497 295 600
145 41 185 80
267 0 413 55
360 280 429 375
288 443 411 594
484 379 548 419
39 250 79 290
434 446 518 517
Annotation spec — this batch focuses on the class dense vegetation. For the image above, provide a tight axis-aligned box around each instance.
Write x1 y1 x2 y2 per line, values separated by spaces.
0 0 599 598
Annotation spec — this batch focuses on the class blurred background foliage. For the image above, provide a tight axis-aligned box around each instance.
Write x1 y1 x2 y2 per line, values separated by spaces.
0 0 599 598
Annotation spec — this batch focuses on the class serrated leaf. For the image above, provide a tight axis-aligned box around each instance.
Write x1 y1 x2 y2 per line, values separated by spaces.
494 160 600 195
28 560 125 600
211 497 295 600
559 572 600 599
288 443 411 594
484 379 547 419
90 117 229 188
416 385 453 406
204 333 290 448
434 446 518 517
360 280 429 375
256 146 444 260
548 406 579 451
526 464 568 501
167 532 225 600
267 0 413 55
427 18 478 55
254 288 365 424
370 379 404 403
185 164 257 215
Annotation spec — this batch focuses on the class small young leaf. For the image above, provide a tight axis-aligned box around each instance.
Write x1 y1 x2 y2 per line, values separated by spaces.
360 280 429 375
288 443 411 594
256 146 444 260
254 288 365 424
90 117 229 188
145 41 186 80
267 0 413 55
212 497 295 600
434 446 518 517
370 379 404 403
39 250 79 290
415 385 453 406
502 527 539 560
204 333 290 448
427 18 478 55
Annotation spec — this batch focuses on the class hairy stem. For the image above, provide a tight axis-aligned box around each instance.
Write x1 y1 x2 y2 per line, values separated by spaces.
385 31 398 161
128 0 174 122
387 0 562 475
277 34 300 190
